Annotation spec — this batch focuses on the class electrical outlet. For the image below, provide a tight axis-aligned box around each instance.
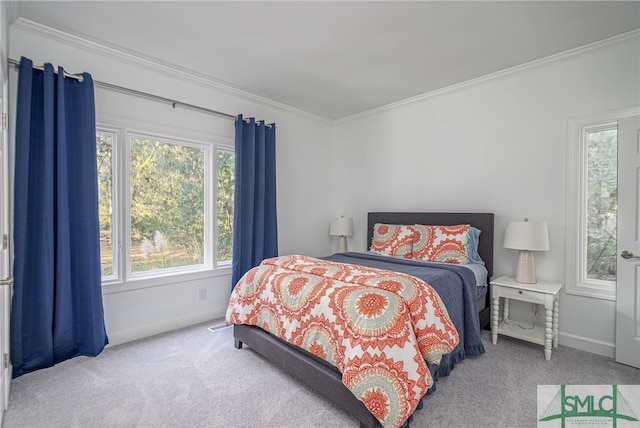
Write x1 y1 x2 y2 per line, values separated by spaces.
198 289 207 301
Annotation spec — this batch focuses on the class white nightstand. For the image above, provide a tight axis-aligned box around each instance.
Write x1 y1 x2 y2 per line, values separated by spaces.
490 276 562 360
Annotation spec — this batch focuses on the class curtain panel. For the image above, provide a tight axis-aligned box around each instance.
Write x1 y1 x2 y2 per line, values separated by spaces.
231 115 278 287
11 57 108 377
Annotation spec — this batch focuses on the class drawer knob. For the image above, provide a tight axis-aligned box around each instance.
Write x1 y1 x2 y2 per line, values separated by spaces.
518 290 523 294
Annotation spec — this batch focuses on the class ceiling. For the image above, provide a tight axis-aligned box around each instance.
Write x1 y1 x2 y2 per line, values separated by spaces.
6 1 640 120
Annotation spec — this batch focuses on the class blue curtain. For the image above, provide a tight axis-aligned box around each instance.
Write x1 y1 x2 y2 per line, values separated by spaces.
11 57 108 377
231 115 278 287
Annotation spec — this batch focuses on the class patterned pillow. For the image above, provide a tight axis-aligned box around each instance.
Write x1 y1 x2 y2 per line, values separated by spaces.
412 224 471 264
370 223 416 258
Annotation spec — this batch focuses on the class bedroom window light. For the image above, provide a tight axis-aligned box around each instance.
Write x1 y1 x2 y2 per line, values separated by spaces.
585 128 617 282
128 134 208 275
97 129 117 279
97 123 234 286
216 149 234 264
566 117 617 300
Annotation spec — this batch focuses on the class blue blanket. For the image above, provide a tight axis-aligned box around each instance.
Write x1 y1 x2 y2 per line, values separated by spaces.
322 252 485 382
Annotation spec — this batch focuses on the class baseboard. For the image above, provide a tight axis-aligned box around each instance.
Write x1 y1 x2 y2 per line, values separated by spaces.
106 308 227 347
558 332 615 358
106 313 616 359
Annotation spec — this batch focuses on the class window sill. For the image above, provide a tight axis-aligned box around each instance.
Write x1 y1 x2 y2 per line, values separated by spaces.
102 265 232 295
565 282 615 301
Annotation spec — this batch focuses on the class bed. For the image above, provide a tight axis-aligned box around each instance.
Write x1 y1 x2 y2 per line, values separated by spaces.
228 212 494 428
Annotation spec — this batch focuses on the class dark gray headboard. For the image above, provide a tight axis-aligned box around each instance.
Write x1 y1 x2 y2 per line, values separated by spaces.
367 212 495 279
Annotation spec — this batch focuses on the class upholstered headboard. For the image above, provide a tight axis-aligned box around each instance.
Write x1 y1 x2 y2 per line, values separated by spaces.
367 212 495 279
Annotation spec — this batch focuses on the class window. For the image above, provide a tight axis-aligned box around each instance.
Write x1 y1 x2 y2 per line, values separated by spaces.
129 134 207 273
566 117 618 300
216 149 234 263
97 130 115 278
97 127 234 285
585 128 617 282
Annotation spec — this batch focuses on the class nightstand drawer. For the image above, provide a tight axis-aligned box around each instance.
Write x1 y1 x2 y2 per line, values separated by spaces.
496 286 546 305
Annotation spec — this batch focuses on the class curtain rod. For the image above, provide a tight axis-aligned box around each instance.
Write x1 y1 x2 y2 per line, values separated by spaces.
7 57 85 82
7 58 238 121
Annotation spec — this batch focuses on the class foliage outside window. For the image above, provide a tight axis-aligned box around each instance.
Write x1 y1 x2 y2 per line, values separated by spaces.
566 116 618 301
129 135 205 273
97 127 234 284
217 150 234 263
97 130 114 277
586 128 617 282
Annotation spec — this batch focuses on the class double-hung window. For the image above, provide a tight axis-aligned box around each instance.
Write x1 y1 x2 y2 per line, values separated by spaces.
97 127 234 286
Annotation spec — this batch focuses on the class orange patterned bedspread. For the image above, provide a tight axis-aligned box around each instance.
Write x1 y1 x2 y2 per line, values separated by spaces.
225 255 459 428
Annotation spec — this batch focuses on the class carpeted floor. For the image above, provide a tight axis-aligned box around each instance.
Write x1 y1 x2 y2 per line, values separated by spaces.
2 321 639 428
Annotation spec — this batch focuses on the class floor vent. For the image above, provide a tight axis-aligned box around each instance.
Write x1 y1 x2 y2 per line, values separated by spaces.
207 324 230 333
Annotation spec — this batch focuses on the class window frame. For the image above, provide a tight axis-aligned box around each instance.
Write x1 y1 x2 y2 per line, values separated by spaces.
97 120 234 292
96 126 120 283
565 107 638 301
125 131 212 279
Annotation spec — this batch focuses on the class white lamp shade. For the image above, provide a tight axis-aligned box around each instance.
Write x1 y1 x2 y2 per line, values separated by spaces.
504 219 549 283
330 216 354 237
503 220 550 251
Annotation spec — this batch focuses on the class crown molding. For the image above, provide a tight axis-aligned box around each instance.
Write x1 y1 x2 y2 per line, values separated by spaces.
11 18 331 124
336 29 640 125
10 18 639 125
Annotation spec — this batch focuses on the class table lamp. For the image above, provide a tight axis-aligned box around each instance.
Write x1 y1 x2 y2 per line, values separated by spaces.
330 216 353 253
503 218 550 284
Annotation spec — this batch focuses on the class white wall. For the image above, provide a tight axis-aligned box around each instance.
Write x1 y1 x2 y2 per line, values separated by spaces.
332 35 640 356
8 19 334 346
8 17 640 357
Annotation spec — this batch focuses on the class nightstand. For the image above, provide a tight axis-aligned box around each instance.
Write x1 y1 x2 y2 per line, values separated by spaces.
490 276 562 360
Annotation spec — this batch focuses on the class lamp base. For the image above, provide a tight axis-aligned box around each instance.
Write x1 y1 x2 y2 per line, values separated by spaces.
515 250 537 284
337 236 348 253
